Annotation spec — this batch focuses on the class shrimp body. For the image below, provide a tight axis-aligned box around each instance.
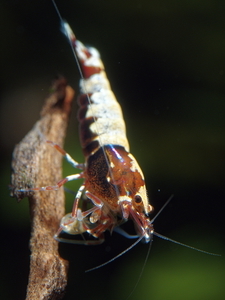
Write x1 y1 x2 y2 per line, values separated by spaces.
61 23 154 243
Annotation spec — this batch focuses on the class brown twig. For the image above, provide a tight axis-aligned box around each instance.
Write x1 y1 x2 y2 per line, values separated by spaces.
10 77 74 300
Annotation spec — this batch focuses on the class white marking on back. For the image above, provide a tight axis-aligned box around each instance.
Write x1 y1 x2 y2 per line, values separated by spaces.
80 73 110 93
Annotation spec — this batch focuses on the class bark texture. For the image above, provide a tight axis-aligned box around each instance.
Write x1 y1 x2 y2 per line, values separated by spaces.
10 78 74 300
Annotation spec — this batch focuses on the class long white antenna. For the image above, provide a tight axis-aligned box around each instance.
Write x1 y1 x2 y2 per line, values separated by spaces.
154 232 221 256
85 235 144 272
150 194 174 223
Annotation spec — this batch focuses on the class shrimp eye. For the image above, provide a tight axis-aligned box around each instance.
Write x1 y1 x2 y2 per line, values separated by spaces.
134 195 142 204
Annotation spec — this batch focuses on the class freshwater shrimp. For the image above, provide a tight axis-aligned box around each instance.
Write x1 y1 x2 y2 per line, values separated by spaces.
17 1 220 260
47 20 154 245
44 13 220 258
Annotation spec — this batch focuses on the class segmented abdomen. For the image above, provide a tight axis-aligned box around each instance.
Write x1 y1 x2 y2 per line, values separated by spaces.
75 41 129 157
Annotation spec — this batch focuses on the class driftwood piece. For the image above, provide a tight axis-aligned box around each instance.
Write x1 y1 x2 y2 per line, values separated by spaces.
10 78 75 300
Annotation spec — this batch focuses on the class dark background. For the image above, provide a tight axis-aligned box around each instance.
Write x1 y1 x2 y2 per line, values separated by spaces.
0 0 225 299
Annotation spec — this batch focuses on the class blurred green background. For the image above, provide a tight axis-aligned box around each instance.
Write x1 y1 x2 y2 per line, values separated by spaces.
0 0 224 299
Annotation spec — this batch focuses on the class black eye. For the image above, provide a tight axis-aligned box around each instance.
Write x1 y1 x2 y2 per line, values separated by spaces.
134 195 142 204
